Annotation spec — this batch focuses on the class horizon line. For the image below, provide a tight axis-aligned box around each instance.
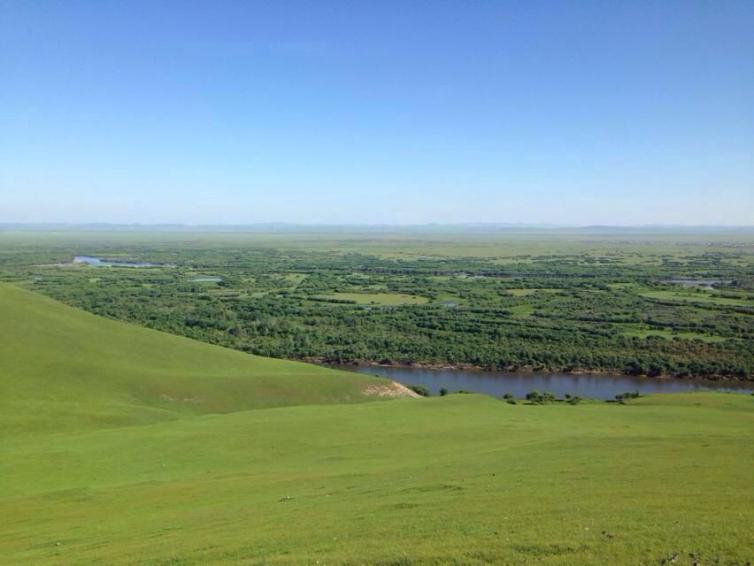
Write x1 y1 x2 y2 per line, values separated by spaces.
2 222 754 231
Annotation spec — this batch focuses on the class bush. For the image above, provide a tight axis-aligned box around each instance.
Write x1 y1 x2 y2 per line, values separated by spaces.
409 384 430 397
542 391 556 403
615 390 641 402
502 393 514 400
439 387 448 396
525 390 556 404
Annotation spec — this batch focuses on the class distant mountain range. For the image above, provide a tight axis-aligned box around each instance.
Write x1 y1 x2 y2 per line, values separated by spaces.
1 222 753 234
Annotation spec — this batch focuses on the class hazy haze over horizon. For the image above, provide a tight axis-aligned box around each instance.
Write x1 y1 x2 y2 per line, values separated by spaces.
1 1 752 226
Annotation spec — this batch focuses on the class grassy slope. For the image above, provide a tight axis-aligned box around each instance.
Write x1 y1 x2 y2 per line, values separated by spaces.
3 394 753 564
2 285 754 564
0 284 387 435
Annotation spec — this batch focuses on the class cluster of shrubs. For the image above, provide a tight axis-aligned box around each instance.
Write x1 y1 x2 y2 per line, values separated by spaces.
407 385 463 397
500 391 582 405
614 390 641 404
525 390 556 404
563 393 582 405
410 386 640 406
408 384 431 397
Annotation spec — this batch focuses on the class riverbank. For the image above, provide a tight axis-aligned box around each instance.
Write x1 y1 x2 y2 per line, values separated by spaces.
309 357 754 382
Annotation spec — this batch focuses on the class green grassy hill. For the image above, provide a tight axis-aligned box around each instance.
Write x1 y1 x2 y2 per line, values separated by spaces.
2 284 753 564
0 284 391 435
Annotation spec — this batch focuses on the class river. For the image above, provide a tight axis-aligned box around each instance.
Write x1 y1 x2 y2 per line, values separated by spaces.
341 365 754 399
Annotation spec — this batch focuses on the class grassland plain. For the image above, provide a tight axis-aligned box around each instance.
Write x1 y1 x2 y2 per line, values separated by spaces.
2 283 754 564
3 230 752 378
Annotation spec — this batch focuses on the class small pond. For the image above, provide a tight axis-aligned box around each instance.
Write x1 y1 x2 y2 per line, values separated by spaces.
73 256 163 268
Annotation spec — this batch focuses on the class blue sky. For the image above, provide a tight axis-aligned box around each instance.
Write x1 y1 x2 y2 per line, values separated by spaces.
1 0 752 225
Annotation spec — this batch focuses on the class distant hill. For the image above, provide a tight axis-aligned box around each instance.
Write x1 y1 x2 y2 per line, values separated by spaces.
2 222 753 234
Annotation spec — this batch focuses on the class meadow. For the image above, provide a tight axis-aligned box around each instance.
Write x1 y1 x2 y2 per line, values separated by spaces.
2 281 753 564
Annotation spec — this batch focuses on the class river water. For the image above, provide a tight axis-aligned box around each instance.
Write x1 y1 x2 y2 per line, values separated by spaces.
341 365 754 399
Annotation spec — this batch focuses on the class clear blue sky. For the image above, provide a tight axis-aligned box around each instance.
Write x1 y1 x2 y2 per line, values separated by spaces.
1 0 752 225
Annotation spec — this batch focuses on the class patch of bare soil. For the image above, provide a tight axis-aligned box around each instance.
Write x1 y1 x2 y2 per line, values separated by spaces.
364 381 421 398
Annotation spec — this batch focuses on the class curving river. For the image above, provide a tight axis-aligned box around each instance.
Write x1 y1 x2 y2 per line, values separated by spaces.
340 365 754 400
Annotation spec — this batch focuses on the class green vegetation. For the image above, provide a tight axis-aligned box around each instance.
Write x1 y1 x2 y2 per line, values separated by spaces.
525 390 557 404
618 327 728 343
4 392 753 564
1 230 753 378
408 383 431 397
2 278 754 563
638 288 754 307
316 291 428 305
0 284 390 435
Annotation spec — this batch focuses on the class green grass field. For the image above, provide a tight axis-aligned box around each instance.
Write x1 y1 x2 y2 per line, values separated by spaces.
2 284 754 564
316 292 428 305
618 326 728 343
640 289 754 307
0 284 390 435
507 288 560 297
